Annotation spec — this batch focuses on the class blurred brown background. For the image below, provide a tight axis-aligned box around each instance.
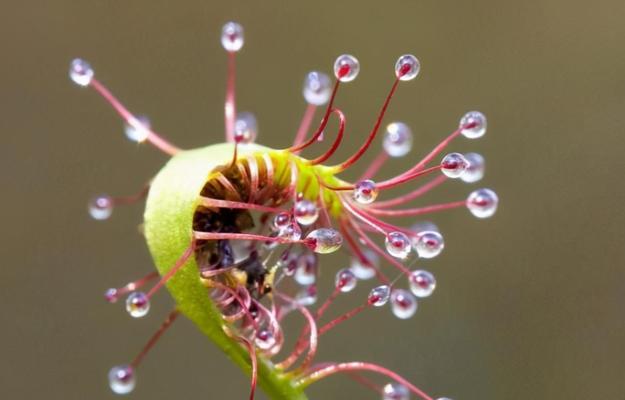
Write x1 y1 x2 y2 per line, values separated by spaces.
2 0 624 399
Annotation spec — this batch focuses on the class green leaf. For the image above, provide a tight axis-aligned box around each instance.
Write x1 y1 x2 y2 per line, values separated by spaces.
144 143 308 399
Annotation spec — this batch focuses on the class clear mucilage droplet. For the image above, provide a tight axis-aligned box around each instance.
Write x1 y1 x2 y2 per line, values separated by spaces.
294 253 317 286
69 58 94 87
383 122 413 157
88 195 113 220
441 152 469 178
108 365 136 394
383 382 410 400
349 249 379 280
303 71 332 105
385 232 412 259
294 199 319 226
390 289 418 319
368 285 391 306
353 179 379 204
221 22 244 52
459 110 487 139
413 230 444 259
125 292 150 318
306 228 343 254
394 54 420 81
233 112 258 144
467 188 499 218
335 268 357 293
409 270 437 298
461 152 485 183
255 329 277 351
124 115 151 143
333 54 360 82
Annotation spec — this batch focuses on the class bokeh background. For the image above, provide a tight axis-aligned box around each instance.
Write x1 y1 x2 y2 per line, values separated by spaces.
2 1 624 399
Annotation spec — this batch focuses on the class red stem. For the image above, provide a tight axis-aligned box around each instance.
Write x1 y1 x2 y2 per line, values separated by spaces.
146 243 195 298
308 109 346 165
331 78 400 172
360 151 389 180
130 309 179 368
367 200 467 217
89 79 180 156
225 51 237 142
298 362 434 400
293 104 317 148
372 175 447 209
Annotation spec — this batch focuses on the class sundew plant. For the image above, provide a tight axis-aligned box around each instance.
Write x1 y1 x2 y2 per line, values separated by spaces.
70 22 498 400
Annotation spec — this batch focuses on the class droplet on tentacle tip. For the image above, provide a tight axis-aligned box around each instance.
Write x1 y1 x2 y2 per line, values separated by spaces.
333 54 360 82
413 230 444 259
303 71 332 105
390 289 418 319
69 58 94 86
272 212 291 231
349 249 379 281
104 288 118 303
294 253 317 286
368 285 391 307
383 382 410 400
221 22 244 52
294 199 319 226
255 329 277 351
395 54 420 81
467 188 499 218
383 122 413 157
125 292 150 318
385 231 412 259
353 179 379 205
88 195 113 220
296 285 318 306
461 152 485 183
278 222 302 241
409 270 437 298
335 268 357 293
441 152 469 178
108 365 135 395
459 110 487 139
233 112 258 144
305 228 343 254
124 115 151 143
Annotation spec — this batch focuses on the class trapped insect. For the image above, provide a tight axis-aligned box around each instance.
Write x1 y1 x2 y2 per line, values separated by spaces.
71 21 497 400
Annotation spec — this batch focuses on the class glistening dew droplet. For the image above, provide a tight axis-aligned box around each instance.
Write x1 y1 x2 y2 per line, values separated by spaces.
69 58 94 87
467 188 499 218
385 231 412 259
335 268 357 293
294 253 317 286
395 54 420 81
413 231 445 259
303 71 332 105
88 195 113 220
383 122 413 157
221 21 244 52
293 200 319 226
409 270 437 298
125 291 150 318
349 249 379 280
390 289 418 319
459 110 487 139
383 382 411 400
461 152 485 183
441 152 469 178
233 112 258 144
368 285 391 306
305 228 343 254
333 54 360 82
272 212 291 230
124 115 151 143
255 329 277 351
353 179 379 205
278 223 302 241
108 365 136 395
105 288 118 303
